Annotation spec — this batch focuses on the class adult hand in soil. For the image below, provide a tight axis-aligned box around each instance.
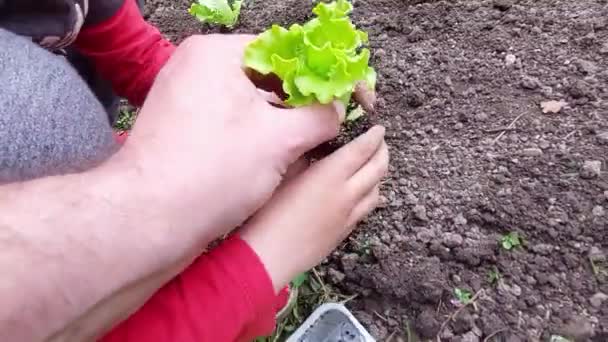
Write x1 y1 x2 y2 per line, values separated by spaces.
240 125 389 292
117 33 344 264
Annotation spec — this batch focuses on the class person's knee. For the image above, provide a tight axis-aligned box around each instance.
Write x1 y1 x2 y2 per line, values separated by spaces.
0 28 118 183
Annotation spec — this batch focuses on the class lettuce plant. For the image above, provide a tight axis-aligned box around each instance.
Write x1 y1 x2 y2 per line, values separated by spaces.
189 0 242 28
244 0 376 107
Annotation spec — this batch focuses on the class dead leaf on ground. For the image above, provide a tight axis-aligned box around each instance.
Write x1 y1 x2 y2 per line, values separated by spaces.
540 100 568 114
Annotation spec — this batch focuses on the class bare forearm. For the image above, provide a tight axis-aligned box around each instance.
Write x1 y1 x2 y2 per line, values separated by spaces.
0 162 171 341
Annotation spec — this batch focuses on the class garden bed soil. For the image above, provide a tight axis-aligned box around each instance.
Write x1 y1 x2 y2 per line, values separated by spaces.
144 0 608 340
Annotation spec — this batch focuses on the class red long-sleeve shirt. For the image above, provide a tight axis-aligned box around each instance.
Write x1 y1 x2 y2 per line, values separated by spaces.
101 235 280 342
73 1 281 341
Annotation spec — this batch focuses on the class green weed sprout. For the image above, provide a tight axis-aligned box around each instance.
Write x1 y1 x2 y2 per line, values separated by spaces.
487 267 501 285
189 0 242 28
454 288 472 305
500 232 522 251
244 0 376 108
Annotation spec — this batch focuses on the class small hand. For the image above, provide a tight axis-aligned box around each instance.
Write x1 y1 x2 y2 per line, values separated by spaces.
240 125 389 292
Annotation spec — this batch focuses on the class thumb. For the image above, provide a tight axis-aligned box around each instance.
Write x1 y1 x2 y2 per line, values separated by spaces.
274 101 345 163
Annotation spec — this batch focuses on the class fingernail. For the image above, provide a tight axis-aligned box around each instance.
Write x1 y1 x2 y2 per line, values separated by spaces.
333 101 346 123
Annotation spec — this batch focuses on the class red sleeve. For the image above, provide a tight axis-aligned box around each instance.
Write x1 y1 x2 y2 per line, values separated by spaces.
74 0 176 107
98 235 277 342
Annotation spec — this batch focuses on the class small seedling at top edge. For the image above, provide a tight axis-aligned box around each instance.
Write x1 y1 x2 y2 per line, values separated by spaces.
488 267 502 285
500 232 522 251
454 288 472 305
243 0 376 112
188 0 242 28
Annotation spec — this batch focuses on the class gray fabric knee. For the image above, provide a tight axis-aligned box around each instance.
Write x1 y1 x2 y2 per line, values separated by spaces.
0 28 118 183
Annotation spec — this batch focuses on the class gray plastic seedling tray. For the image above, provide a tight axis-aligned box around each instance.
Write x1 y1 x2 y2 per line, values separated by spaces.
286 303 376 342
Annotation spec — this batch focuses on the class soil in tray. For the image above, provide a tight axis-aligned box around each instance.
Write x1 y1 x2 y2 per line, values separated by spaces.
146 0 608 340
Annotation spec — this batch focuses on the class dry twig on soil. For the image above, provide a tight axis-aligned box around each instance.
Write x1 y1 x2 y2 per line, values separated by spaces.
492 113 526 144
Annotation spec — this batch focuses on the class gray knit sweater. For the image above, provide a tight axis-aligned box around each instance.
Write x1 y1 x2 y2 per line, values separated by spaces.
0 28 117 182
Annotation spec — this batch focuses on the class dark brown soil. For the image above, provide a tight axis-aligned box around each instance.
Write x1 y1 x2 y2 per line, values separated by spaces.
145 0 608 340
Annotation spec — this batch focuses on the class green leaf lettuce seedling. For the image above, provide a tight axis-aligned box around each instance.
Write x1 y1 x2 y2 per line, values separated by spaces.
244 0 376 108
189 0 242 28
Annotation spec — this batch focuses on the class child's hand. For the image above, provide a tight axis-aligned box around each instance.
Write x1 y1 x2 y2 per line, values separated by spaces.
240 126 389 292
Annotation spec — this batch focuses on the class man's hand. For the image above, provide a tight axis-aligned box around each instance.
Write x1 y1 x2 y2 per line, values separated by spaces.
113 34 344 262
0 33 346 341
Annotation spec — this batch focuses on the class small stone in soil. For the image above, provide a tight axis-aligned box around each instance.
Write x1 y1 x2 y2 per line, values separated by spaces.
341 253 360 272
580 160 602 179
531 243 554 255
597 131 608 144
592 205 604 217
452 309 475 334
588 246 605 261
522 148 543 157
521 76 541 90
505 54 517 66
414 308 441 338
407 88 426 108
498 280 522 297
412 204 428 221
589 292 608 308
442 232 464 248
461 331 481 342
327 267 345 284
569 80 595 99
454 213 467 226
404 190 419 205
575 59 598 74
494 0 514 11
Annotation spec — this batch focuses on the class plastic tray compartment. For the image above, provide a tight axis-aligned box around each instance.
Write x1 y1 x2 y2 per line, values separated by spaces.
286 303 376 342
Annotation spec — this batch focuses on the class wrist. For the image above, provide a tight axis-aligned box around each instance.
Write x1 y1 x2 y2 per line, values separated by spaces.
240 229 296 294
91 151 204 267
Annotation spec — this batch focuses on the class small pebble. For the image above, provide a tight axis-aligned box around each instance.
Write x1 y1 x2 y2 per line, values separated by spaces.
494 0 514 11
412 205 428 221
522 148 543 157
505 54 517 66
521 76 541 90
597 131 608 144
461 331 480 342
454 213 468 226
592 206 604 217
327 268 346 284
590 292 608 308
442 232 464 248
580 160 602 179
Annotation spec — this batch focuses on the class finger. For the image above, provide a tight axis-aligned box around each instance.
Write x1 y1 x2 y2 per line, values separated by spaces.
274 102 345 164
345 185 381 228
353 81 377 113
347 140 389 199
318 125 385 178
283 157 309 182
